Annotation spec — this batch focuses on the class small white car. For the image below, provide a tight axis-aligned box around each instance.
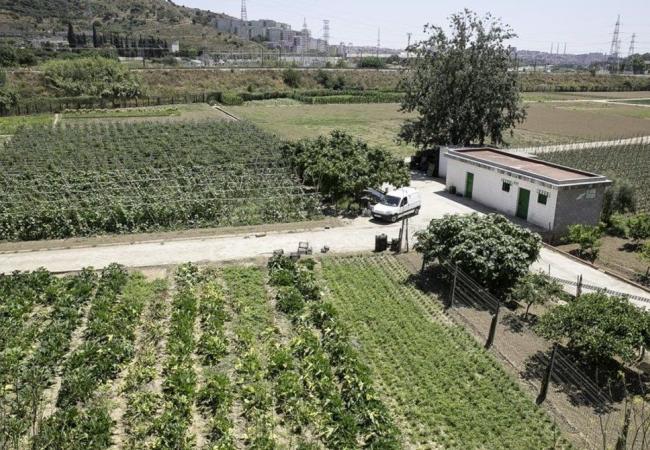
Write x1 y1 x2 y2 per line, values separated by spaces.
371 187 422 222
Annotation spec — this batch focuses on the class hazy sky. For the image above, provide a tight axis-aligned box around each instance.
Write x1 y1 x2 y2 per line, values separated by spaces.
176 0 649 54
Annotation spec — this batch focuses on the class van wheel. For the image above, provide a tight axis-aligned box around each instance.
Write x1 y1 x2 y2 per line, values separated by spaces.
390 215 398 223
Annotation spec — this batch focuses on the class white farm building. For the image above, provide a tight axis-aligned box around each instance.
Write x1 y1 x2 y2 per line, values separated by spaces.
441 148 611 233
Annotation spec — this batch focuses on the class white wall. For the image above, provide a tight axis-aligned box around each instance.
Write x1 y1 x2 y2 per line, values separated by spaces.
439 147 449 178
446 158 558 231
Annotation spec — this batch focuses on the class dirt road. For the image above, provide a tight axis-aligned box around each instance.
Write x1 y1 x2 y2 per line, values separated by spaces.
1 177 648 307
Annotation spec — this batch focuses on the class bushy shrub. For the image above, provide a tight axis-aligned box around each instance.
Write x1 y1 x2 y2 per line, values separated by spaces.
42 57 142 99
220 92 243 105
627 213 650 246
602 178 636 224
642 241 650 261
282 130 410 205
566 224 602 261
416 213 542 296
276 286 305 315
282 68 302 88
358 57 386 69
536 292 650 365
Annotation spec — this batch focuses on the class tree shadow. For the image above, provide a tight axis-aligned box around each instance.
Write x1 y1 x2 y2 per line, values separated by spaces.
619 241 641 253
522 349 615 413
404 265 452 303
500 313 527 334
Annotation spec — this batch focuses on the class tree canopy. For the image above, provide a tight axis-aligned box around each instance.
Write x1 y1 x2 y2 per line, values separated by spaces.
42 57 142 99
509 272 565 319
399 10 526 147
536 293 650 365
415 214 542 295
282 130 410 204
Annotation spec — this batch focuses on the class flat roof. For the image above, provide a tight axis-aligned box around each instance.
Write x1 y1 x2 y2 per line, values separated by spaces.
447 148 610 186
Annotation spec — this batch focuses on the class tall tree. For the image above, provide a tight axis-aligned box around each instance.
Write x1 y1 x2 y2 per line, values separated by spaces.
400 10 526 147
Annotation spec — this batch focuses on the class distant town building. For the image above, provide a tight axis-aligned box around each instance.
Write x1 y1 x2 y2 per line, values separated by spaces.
214 16 332 54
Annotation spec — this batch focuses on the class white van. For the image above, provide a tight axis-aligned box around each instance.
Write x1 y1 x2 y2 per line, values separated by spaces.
371 187 422 222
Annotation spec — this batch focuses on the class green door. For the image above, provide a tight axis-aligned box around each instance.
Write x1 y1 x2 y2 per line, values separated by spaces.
516 188 530 220
465 172 474 199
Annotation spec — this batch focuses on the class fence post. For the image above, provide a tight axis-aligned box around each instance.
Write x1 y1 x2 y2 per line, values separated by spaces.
485 303 500 349
576 274 583 297
536 344 558 405
449 265 458 309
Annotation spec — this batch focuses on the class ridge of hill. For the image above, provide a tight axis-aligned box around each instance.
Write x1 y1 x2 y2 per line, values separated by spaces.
0 0 260 50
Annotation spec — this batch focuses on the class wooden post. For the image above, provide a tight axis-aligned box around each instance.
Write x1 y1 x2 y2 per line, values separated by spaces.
405 218 409 253
536 344 558 405
449 265 458 309
576 274 583 297
485 304 500 349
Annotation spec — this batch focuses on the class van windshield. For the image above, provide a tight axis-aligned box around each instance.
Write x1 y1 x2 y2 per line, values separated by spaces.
382 195 401 207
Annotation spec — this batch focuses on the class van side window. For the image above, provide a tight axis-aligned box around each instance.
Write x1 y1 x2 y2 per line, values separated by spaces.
400 197 408 207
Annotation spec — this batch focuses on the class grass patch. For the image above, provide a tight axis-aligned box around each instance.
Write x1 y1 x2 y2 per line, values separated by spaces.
0 114 53 134
229 103 416 159
322 255 569 449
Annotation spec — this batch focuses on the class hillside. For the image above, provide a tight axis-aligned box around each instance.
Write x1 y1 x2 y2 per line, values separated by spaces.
0 0 260 50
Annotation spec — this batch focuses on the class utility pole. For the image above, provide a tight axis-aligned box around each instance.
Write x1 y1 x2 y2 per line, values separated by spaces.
609 15 621 72
628 33 636 57
241 0 248 22
406 32 412 60
323 20 330 44
376 27 380 58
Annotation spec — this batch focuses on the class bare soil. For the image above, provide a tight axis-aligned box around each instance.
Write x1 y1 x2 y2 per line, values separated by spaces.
557 237 650 283
518 102 650 142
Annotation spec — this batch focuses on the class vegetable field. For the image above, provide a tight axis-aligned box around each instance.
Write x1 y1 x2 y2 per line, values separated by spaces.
0 121 320 241
536 142 650 212
322 255 569 449
0 259 399 449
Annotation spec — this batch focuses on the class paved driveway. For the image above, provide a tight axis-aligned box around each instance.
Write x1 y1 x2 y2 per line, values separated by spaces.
1 176 648 307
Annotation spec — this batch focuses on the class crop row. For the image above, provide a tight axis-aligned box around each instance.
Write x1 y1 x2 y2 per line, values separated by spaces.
322 255 569 449
154 264 202 448
120 278 169 450
195 275 234 448
222 266 279 447
0 270 97 449
32 265 149 449
536 142 650 212
267 255 401 448
0 121 320 240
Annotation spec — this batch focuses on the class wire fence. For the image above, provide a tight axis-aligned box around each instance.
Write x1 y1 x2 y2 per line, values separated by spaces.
434 260 650 449
549 275 650 306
